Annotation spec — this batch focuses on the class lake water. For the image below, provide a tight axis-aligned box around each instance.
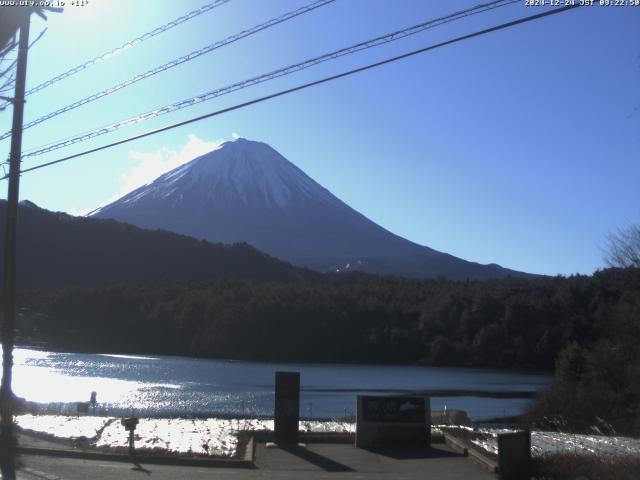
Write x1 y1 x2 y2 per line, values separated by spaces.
11 348 551 421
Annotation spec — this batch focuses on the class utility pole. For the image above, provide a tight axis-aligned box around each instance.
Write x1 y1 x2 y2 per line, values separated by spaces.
0 9 31 454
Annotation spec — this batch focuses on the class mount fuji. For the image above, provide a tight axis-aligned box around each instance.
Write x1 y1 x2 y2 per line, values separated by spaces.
92 138 529 280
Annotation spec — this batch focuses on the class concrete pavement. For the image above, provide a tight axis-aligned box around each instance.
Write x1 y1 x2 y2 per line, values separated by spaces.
9 441 496 480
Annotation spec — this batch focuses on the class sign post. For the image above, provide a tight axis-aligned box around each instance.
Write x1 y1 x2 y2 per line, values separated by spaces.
121 417 139 457
274 371 299 444
498 430 531 480
90 391 97 415
356 395 430 449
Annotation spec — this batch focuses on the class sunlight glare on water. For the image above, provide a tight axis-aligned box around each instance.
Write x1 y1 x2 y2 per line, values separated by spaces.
6 347 551 419
11 348 179 410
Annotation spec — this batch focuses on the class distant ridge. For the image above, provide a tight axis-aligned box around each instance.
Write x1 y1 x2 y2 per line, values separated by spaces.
0 200 309 288
93 138 533 280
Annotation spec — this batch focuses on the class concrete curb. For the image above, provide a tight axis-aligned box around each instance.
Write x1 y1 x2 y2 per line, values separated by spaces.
21 466 65 480
442 432 498 474
243 435 255 463
468 446 498 473
16 445 256 469
252 431 355 444
443 432 468 456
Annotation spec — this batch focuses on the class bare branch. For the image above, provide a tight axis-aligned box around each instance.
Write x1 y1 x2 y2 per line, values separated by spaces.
0 58 17 79
604 224 640 269
0 40 17 59
0 27 48 108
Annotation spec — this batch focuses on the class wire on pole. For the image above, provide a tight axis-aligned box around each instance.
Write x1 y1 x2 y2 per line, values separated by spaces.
0 0 232 111
18 0 519 157
0 0 337 140
2 3 582 182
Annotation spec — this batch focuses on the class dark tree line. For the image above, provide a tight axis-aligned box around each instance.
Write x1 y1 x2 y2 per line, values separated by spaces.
526 268 640 435
14 267 640 433
15 267 639 371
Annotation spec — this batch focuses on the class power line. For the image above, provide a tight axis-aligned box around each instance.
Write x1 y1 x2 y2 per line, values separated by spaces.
2 3 582 182
0 0 232 112
0 0 336 141
19 0 519 158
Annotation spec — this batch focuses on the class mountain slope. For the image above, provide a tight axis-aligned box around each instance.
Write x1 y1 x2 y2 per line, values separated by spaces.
0 200 309 288
93 138 531 280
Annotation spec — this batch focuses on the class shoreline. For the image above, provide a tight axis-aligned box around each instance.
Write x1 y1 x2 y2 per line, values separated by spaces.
14 413 640 462
14 343 553 376
14 414 357 459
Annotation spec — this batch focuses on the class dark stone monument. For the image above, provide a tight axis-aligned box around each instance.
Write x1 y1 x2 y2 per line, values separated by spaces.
274 371 300 444
498 430 531 480
356 395 430 448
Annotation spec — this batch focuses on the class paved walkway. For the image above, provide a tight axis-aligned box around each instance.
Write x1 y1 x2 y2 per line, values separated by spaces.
6 442 496 480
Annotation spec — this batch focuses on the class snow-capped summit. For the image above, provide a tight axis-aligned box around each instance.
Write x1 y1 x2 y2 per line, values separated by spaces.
93 138 529 279
100 138 337 212
176 138 337 209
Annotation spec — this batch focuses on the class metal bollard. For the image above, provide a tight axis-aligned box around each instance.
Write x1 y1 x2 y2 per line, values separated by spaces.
90 391 97 415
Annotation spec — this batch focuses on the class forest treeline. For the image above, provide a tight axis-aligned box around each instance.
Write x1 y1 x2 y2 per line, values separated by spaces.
16 267 639 371
15 267 640 433
0 201 310 288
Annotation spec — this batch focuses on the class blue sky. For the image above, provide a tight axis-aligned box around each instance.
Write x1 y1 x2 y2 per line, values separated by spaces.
0 0 638 276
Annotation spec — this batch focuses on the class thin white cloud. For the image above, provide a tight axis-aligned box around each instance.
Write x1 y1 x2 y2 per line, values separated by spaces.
98 134 223 209
231 132 240 139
